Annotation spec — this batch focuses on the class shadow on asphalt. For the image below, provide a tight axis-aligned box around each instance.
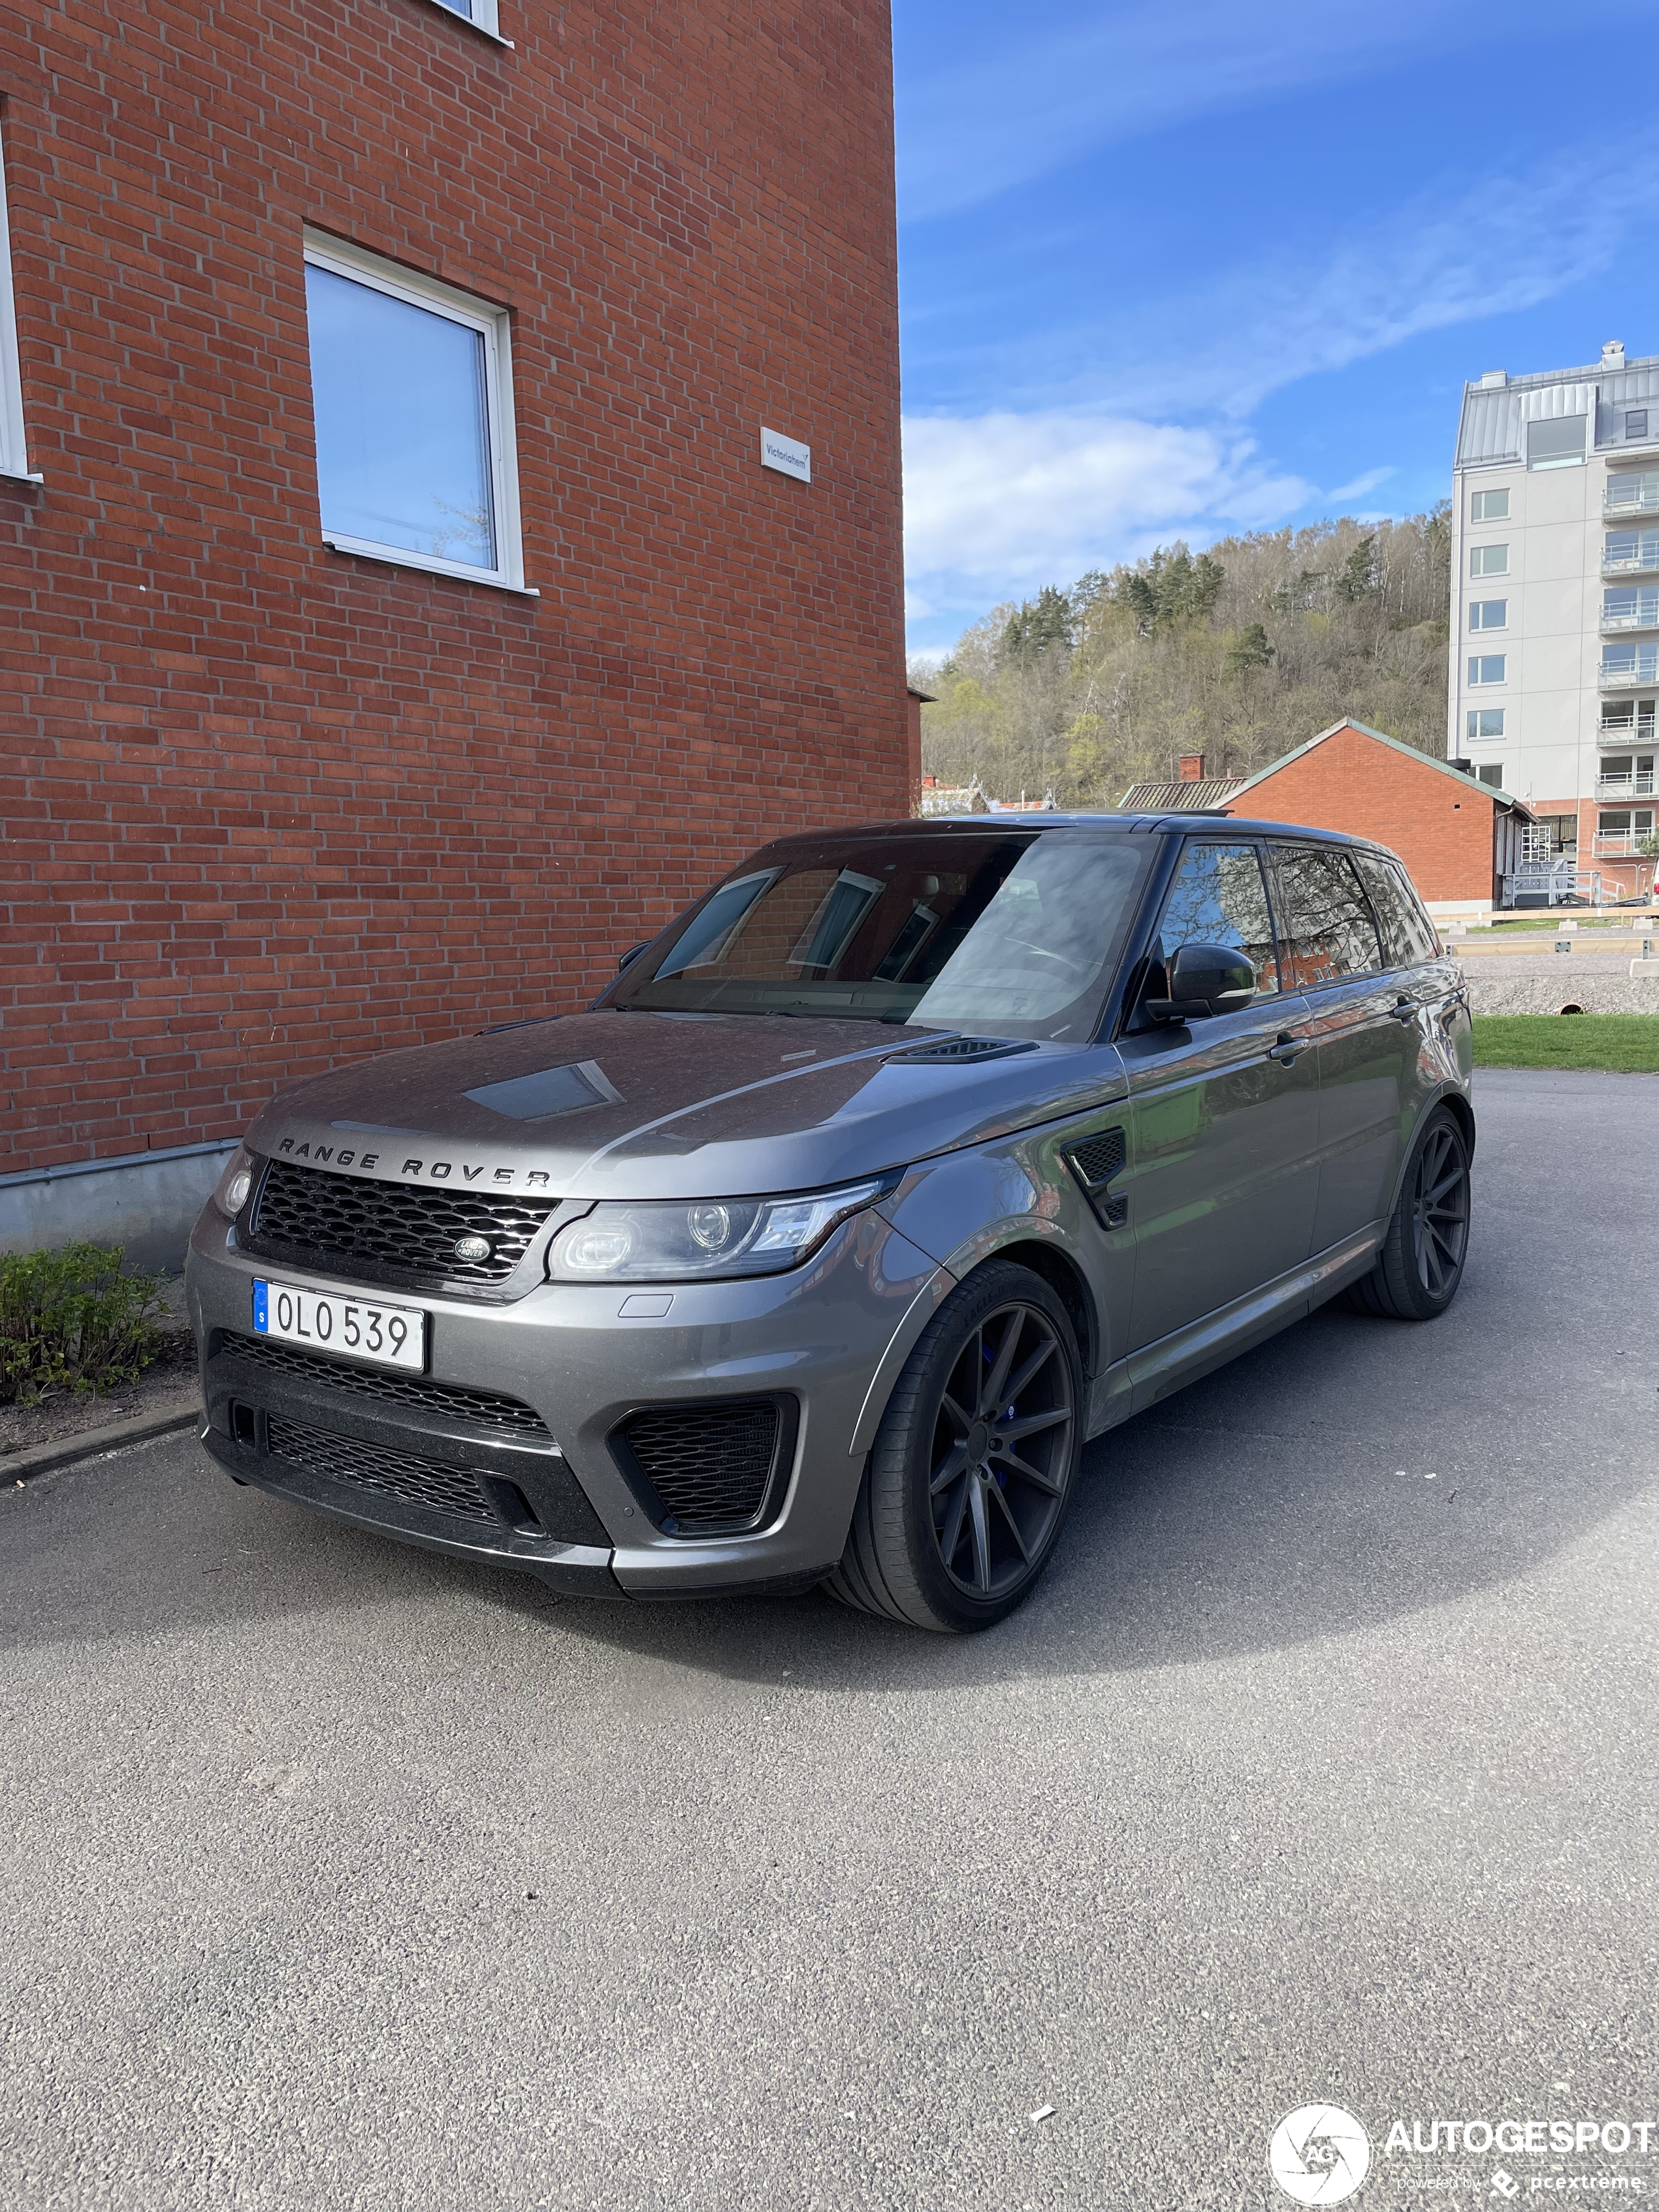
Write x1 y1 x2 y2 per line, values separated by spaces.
3 1070 1652 1684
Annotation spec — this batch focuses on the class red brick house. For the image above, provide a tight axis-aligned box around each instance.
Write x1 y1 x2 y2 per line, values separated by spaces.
0 0 908 1245
1221 720 1534 914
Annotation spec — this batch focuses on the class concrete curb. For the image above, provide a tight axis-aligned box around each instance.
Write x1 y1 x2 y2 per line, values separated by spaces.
2 1403 202 1483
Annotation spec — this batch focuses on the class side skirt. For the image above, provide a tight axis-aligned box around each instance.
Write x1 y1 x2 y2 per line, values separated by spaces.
1084 1224 1381 1436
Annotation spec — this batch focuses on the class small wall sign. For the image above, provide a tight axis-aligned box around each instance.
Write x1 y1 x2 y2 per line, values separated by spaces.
761 427 811 483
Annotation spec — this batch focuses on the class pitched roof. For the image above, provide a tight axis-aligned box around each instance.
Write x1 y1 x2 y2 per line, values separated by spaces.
1224 719 1533 818
1118 778 1246 810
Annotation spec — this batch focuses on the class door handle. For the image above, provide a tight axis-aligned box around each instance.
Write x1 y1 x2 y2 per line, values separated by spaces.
1266 1033 1304 1066
1388 998 1417 1024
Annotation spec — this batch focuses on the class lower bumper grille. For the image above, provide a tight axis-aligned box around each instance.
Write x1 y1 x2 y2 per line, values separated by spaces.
267 1415 498 1526
221 1330 550 1439
612 1399 788 1535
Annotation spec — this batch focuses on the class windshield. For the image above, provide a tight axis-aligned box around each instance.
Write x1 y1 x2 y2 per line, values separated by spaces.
605 829 1153 1039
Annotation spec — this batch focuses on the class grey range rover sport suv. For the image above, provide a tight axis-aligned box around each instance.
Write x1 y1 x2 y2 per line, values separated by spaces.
188 812 1474 1633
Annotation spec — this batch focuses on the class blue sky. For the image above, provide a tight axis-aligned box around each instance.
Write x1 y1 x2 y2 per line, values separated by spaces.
894 0 1659 657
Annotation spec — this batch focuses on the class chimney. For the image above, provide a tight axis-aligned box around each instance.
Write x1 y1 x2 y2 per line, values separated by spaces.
1603 340 1626 369
1178 752 1205 782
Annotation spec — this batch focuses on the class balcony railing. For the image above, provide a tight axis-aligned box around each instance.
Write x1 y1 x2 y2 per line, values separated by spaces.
1606 474 1659 515
1603 530 1659 573
1596 773 1656 798
1602 606 1659 631
1502 868 1602 908
1600 649 1659 686
1593 829 1656 856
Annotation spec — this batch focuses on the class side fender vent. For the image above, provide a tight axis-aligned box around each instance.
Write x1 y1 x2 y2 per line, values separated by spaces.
1062 1127 1129 1230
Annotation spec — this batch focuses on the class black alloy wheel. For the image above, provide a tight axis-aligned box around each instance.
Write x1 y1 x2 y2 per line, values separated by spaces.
1408 1117 1470 1301
826 1260 1084 1632
1344 1106 1472 1322
927 1298 1074 1601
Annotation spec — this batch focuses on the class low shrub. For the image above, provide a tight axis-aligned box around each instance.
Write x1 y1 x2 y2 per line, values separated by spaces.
0 1243 166 1404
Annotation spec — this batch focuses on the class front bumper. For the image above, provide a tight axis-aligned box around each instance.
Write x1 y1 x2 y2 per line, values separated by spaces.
186 1201 948 1598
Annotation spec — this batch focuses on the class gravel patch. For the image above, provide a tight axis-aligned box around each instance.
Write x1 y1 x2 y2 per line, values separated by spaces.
1460 952 1659 1015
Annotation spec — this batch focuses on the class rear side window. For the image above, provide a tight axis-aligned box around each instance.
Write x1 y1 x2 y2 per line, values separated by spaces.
1270 846 1383 987
1353 852 1440 968
1152 841 1280 996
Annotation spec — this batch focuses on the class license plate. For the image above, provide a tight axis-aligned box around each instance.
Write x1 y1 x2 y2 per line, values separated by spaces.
251 1279 427 1371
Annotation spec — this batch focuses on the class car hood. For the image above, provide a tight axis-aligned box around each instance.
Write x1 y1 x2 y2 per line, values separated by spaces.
244 1010 1129 1200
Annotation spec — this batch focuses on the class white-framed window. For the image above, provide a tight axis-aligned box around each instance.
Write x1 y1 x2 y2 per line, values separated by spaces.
1468 654 1506 686
0 122 36 485
1469 599 1507 631
1477 764 1505 788
1528 415 1586 470
1470 487 1509 522
427 0 502 35
302 231 525 590
1628 409 1650 443
1466 708 1505 741
1470 543 1509 577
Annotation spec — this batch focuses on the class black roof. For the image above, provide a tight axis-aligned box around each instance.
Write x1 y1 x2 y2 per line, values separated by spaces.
764 812 1381 849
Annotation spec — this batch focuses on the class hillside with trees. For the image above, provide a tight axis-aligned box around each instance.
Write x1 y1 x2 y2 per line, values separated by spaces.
914 507 1451 806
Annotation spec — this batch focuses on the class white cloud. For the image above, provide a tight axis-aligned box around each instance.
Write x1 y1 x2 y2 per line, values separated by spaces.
903 409 1310 597
1326 468 1395 504
897 0 1569 221
932 145 1659 426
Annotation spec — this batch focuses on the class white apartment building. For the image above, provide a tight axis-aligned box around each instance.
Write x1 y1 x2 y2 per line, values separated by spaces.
1449 340 1659 897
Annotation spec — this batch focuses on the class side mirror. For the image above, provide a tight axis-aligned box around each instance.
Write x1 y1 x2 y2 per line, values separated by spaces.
617 942 649 974
1146 942 1256 1023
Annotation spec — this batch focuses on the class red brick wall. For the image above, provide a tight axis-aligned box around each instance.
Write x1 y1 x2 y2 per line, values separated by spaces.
0 0 907 1174
1233 725 1500 903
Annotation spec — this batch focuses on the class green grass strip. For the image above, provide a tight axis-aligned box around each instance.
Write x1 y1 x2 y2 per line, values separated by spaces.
1472 1014 1659 1072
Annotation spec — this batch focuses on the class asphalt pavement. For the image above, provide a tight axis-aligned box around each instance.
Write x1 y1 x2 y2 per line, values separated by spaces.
3 1069 1656 2212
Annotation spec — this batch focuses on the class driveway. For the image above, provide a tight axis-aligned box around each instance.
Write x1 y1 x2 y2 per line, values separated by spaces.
3 1069 1656 2211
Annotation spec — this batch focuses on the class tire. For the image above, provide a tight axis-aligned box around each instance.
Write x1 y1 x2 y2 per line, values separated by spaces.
824 1260 1084 1632
1343 1106 1472 1322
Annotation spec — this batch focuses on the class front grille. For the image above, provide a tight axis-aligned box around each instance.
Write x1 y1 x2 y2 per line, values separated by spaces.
246 1160 558 1289
613 1400 781 1535
266 1414 496 1526
219 1331 551 1439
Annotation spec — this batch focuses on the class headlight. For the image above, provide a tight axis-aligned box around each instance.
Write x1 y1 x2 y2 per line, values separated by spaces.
547 1176 895 1283
212 1145 254 1220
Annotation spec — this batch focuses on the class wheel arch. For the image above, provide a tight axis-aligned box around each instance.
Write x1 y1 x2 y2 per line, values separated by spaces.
1436 1085 1476 1164
846 1228 1103 1460
978 1235 1100 1380
1383 1082 1475 1225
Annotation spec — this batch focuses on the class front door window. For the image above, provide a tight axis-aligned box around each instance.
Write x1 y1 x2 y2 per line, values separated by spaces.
1148 841 1281 1001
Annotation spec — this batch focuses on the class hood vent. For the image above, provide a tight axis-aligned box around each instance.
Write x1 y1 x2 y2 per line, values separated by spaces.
888 1036 1039 1064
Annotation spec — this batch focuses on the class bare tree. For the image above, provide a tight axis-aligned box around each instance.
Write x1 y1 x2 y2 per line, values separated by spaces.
916 506 1451 806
